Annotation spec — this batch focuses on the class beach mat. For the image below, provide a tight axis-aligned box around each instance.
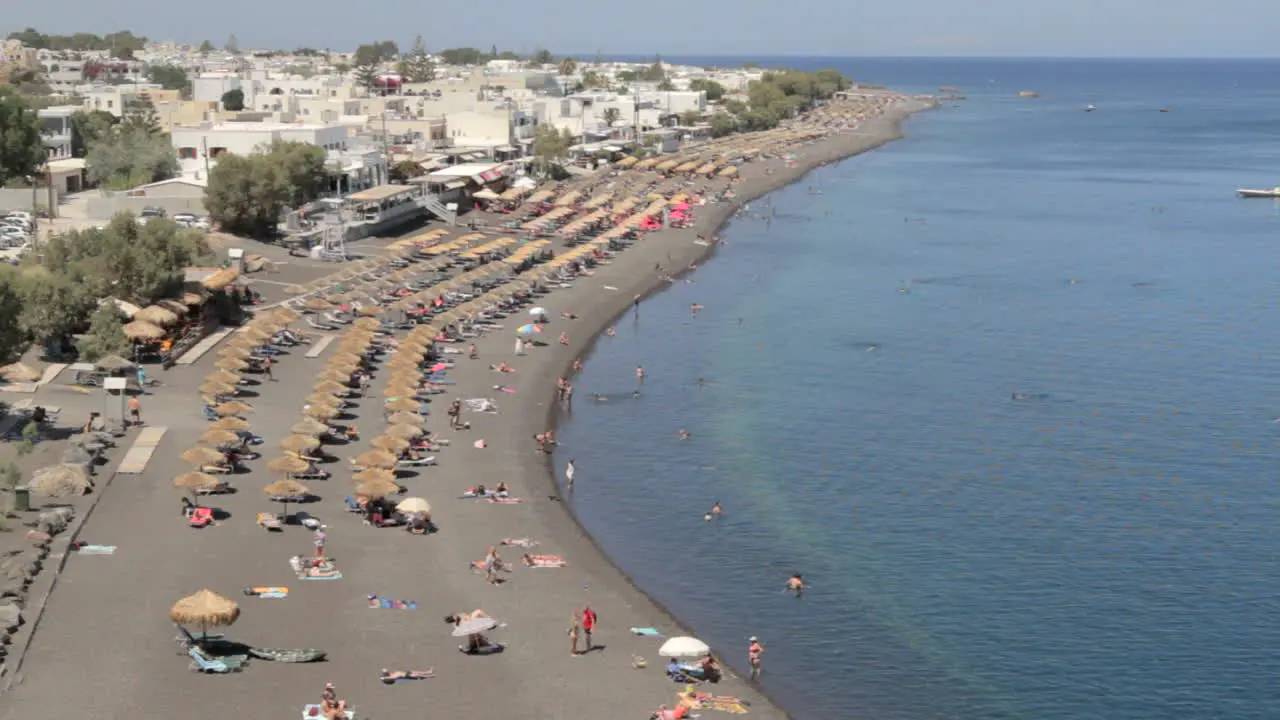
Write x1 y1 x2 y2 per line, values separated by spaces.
369 598 418 609
301 573 343 580
630 627 664 637
75 545 117 555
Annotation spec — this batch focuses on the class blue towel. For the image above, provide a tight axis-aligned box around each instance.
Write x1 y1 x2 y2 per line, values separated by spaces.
78 545 117 555
630 627 663 637
372 598 418 609
259 591 288 599
302 573 343 580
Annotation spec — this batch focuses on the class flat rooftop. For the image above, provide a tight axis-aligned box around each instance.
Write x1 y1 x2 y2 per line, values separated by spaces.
347 184 417 202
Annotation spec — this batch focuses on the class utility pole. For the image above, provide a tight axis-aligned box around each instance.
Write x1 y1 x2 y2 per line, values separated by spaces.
202 136 211 180
381 111 389 186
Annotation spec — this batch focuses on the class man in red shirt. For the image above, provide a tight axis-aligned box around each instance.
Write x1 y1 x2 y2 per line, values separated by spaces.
581 605 598 651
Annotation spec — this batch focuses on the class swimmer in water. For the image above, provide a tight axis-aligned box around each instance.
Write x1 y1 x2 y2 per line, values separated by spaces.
591 393 607 402
786 574 808 598
679 429 691 440
695 377 706 387
711 501 722 516
632 389 640 399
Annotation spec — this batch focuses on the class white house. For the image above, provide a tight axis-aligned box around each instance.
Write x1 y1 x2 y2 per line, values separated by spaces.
170 121 350 180
37 106 77 160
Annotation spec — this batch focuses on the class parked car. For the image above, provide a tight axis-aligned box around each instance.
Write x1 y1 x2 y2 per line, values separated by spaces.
4 211 32 223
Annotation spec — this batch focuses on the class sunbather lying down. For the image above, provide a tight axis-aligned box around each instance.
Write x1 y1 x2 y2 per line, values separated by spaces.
500 537 537 548
522 553 567 568
489 362 515 373
470 559 511 572
380 668 434 683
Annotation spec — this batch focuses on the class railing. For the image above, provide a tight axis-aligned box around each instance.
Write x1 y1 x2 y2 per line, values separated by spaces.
414 192 457 226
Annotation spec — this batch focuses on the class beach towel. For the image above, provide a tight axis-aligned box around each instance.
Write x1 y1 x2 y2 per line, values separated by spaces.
301 704 354 720
301 573 343 580
75 545 117 555
488 497 522 504
698 695 750 714
369 597 418 609
630 627 664 637
244 586 289 597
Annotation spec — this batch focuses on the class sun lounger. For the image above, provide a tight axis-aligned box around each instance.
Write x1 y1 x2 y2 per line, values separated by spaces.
458 642 504 655
343 496 364 513
256 512 283 531
174 624 225 648
189 507 215 528
74 544 116 555
397 455 436 467
188 646 247 673
630 627 664 637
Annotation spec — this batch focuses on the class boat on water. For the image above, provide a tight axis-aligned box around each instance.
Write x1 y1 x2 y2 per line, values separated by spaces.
1237 187 1280 198
1084 104 1097 112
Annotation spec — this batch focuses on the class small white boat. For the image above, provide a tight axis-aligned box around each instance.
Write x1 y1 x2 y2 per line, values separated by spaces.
1237 187 1280 198
1084 104 1097 112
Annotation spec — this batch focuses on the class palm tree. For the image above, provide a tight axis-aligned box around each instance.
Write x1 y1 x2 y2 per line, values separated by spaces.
558 58 578 76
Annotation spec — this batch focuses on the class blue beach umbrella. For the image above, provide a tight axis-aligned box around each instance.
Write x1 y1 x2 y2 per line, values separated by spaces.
516 324 541 335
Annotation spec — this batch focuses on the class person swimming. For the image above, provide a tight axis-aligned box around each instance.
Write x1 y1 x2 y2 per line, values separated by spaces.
679 429 691 440
787 573 808 597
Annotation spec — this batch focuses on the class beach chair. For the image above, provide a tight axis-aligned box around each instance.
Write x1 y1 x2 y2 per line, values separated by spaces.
174 624 224 648
257 512 283 531
189 507 215 528
343 496 363 513
188 646 246 673
306 315 336 331
397 455 436 468
294 466 330 481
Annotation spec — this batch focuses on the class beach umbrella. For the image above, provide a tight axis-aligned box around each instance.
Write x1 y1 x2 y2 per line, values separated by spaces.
173 471 223 497
263 479 311 518
212 401 254 417
280 434 321 453
355 305 381 317
94 354 135 371
241 326 271 343
386 423 424 440
61 446 94 467
272 307 301 323
396 497 431 514
208 369 243 386
209 416 251 432
659 637 711 658
528 307 547 316
354 450 397 470
181 446 226 466
313 380 349 397
353 468 396 486
353 317 382 330
316 369 352 385
383 383 419 398
0 363 42 383
291 418 329 436
516 324 540 335
170 589 240 640
123 320 166 340
305 391 343 407
387 412 426 428
354 478 400 500
304 404 339 420
385 397 421 414
217 345 252 361
199 381 238 398
450 616 498 637
135 305 179 326
200 429 242 447
215 357 249 373
370 435 409 453
267 456 310 474
326 356 362 373
303 297 332 311
331 351 365 367
30 464 92 497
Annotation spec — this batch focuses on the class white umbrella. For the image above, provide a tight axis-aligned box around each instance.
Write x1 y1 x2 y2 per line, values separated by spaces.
528 307 547 316
451 616 498 637
659 636 710 658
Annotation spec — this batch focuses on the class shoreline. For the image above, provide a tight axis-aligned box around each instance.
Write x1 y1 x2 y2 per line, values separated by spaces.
528 99 934 713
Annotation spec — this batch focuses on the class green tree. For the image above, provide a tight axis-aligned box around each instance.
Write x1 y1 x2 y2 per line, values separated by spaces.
355 41 399 67
70 109 119 158
531 124 572 175
401 36 436 83
86 124 178 190
225 34 240 54
353 62 378 92
558 58 577 76
641 59 665 82
221 87 245 111
489 44 498 59
123 94 162 135
709 113 738 138
198 40 215 53
657 78 675 91
679 110 701 126
76 304 129 362
0 87 47 188
438 48 485 65
531 49 553 65
16 270 93 348
0 272 27 363
205 141 328 238
689 79 726 101
602 107 621 127
147 64 189 95
581 70 603 88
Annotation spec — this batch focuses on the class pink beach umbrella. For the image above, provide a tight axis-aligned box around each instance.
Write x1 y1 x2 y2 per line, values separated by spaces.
673 202 691 211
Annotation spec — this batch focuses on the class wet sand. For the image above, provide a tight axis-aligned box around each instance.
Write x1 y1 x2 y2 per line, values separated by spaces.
0 99 926 720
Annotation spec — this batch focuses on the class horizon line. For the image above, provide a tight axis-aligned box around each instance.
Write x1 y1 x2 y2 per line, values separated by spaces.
574 53 1280 61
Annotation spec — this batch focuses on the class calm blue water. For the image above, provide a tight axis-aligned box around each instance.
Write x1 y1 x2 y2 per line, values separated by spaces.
556 59 1280 720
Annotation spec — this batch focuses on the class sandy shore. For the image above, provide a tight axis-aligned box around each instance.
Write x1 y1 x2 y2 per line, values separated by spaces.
0 97 927 720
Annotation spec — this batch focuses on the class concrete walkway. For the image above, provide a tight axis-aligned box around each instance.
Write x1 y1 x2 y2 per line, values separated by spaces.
174 329 234 366
304 335 335 358
115 426 167 474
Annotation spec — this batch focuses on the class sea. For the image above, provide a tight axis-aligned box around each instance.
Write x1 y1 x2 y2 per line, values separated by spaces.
555 58 1280 720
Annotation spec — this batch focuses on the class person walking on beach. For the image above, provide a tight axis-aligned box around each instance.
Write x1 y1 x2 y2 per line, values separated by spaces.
127 395 141 426
136 366 147 394
515 337 524 356
556 377 567 404
581 604 597 651
468 343 478 360
748 637 764 680
447 400 462 430
565 459 575 490
568 612 582 656
263 355 274 381
313 525 327 559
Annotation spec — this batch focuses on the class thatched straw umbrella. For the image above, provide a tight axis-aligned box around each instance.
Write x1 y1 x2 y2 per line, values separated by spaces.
355 305 382 317
304 404 339 421
199 429 242 447
353 468 396 486
267 456 310 475
157 299 188 317
354 478 400 500
212 401 254 417
272 307 301 323
387 412 426 428
217 345 253 361
173 471 223 498
303 297 332 312
316 369 352 385
383 383 419 398
210 416 251 432
0 363 42 383
313 380 349 396
241 326 271 343
182 291 206 305
208 369 242 386
370 435 409 453
386 423 424 440
304 393 342 410
385 398 421 414
353 317 382 331
354 449 396 470
291 418 329 436
170 589 240 640
263 479 311 518
30 464 92 497
330 352 365 368
123 320 166 341
215 357 249 373
94 354 135 371
135 305 179 326
326 356 362 373
181 446 226 466
199 381 238 398
279 434 320 453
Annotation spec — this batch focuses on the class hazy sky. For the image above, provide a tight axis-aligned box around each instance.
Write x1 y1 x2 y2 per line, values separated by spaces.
5 0 1278 57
